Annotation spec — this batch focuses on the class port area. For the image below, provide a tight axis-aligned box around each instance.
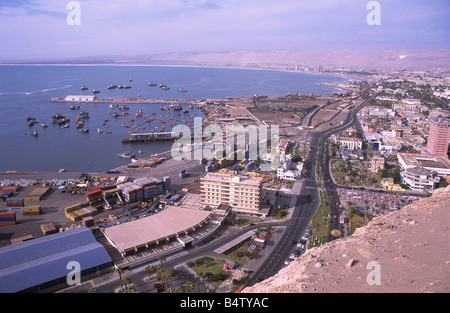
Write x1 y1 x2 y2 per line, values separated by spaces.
0 151 209 249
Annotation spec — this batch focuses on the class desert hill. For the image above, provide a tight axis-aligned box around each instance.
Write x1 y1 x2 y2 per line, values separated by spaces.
243 186 450 293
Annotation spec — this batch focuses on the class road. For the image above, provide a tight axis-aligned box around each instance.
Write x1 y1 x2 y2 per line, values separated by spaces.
245 93 376 287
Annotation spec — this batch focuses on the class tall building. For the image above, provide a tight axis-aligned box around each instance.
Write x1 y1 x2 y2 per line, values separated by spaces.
427 115 450 156
200 170 263 214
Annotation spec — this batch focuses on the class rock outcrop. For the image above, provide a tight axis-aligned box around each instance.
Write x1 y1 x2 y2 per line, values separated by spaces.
244 186 450 293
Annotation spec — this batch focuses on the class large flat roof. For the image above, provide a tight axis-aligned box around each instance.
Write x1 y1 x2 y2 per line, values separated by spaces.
102 205 212 254
0 227 112 293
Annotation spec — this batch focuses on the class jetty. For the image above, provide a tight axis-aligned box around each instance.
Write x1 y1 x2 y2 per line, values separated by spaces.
122 132 208 143
50 95 213 106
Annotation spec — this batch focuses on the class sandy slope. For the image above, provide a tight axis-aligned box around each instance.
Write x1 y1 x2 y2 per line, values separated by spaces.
243 186 450 293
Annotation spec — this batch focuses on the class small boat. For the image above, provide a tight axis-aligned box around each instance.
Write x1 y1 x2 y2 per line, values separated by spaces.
107 84 118 89
81 86 88 90
109 104 118 108
138 150 143 154
97 128 103 134
78 127 89 133
93 90 100 94
59 169 66 173
31 130 38 136
70 105 80 110
41 122 48 128
118 151 135 159
61 124 70 129
148 83 157 87
179 88 188 93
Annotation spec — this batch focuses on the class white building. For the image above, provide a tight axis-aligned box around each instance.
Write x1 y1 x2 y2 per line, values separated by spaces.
337 137 363 150
65 95 96 102
401 167 440 192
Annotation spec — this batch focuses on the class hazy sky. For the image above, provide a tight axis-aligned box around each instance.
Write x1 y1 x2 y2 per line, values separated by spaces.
0 0 448 60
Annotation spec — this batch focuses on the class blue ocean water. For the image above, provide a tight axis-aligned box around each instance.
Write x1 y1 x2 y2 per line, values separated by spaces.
0 65 351 172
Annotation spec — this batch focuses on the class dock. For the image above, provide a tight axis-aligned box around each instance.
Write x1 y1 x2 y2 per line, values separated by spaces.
50 96 214 106
122 132 179 143
122 132 208 143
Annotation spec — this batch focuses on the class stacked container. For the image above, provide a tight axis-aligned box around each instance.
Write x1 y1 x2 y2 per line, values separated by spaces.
117 182 143 203
0 212 16 226
134 177 156 200
162 176 171 193
6 199 24 214
24 186 50 202
22 206 42 216
86 190 102 204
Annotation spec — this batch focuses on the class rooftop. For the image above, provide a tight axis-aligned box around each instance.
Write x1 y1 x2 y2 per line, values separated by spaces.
102 204 212 254
0 227 112 293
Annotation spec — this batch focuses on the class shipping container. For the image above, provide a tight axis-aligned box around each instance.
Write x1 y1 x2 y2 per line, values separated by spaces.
41 223 57 235
22 206 42 215
86 190 102 202
0 212 16 226
6 199 24 207
82 216 95 227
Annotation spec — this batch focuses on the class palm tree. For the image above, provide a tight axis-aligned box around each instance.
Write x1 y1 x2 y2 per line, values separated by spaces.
145 265 156 281
121 277 131 290
195 272 203 293
173 286 185 293
115 266 124 290
165 270 175 293
184 282 194 293
158 254 166 269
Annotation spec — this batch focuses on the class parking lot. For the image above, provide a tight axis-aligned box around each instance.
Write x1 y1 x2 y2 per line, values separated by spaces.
337 188 421 213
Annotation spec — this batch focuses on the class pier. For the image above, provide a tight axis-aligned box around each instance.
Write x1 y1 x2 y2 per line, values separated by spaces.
122 132 208 143
50 96 215 106
122 132 178 143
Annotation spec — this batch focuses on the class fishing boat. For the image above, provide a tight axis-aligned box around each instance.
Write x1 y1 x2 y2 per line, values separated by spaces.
81 86 88 90
107 84 118 89
78 127 89 133
118 151 135 159
41 122 48 128
93 90 100 94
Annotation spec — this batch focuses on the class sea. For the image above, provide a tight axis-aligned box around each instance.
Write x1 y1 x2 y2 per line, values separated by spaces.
0 65 353 173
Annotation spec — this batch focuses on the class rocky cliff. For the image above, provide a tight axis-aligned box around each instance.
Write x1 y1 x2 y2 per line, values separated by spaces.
244 186 450 293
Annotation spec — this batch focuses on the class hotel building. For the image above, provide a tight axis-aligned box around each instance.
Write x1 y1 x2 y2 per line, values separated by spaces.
427 115 450 156
200 170 263 215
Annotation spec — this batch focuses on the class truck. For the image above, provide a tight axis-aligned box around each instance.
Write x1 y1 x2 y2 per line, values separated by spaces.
245 161 255 171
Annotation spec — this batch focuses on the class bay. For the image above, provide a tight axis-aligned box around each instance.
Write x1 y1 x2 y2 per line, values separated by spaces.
0 65 351 172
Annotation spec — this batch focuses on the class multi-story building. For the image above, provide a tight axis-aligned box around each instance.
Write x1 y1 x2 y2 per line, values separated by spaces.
427 115 450 156
401 167 440 193
200 171 263 215
337 137 363 150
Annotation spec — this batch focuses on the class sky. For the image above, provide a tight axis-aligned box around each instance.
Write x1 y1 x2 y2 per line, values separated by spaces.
0 0 448 60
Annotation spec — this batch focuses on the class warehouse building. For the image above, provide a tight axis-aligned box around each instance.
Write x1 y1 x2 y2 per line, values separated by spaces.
0 227 113 293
